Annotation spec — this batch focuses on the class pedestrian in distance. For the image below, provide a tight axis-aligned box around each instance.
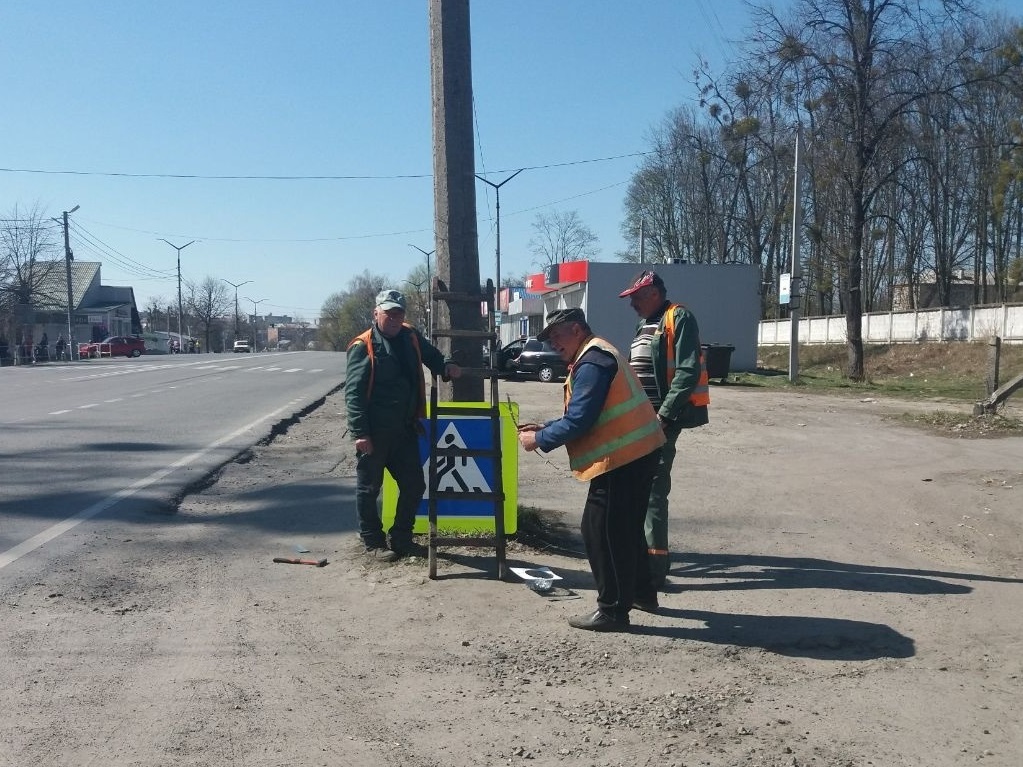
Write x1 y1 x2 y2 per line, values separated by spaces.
36 332 49 361
517 307 665 632
345 288 462 562
55 334 66 360
618 270 709 588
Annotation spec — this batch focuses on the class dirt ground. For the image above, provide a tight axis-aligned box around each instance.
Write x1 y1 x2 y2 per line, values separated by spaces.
2 379 1022 767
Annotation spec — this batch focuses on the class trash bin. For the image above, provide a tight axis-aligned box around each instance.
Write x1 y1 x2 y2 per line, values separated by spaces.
701 343 735 382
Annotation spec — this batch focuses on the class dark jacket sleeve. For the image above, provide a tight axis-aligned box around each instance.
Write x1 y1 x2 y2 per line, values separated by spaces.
659 306 703 423
344 337 372 439
536 348 616 452
415 329 449 377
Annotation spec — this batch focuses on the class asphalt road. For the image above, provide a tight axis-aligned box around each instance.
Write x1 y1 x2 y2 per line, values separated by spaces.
0 351 345 572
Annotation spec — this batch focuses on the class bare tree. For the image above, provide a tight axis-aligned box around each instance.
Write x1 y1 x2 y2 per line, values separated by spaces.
185 276 232 352
528 210 599 269
141 295 171 333
402 262 431 334
748 0 985 380
317 271 390 352
0 203 62 346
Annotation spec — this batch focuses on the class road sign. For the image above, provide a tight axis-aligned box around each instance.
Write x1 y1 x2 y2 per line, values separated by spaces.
382 401 519 534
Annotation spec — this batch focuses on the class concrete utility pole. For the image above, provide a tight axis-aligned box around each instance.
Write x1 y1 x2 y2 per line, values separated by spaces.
160 239 195 345
429 0 483 401
62 205 80 360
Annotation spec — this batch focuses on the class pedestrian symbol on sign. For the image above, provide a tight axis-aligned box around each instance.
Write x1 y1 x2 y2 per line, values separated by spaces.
425 422 492 494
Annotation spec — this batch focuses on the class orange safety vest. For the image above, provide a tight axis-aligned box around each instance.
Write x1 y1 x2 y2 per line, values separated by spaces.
663 303 710 407
563 337 666 481
347 324 427 419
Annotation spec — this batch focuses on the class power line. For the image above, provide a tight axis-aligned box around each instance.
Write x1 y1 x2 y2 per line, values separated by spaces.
0 151 650 181
69 221 173 279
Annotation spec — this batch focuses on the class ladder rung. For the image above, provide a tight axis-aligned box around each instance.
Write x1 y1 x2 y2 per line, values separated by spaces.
433 405 500 417
430 329 495 339
432 290 485 303
430 536 499 547
432 447 500 458
440 366 501 378
432 490 504 502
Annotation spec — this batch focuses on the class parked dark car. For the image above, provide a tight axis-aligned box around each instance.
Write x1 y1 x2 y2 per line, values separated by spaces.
496 336 568 383
79 335 146 359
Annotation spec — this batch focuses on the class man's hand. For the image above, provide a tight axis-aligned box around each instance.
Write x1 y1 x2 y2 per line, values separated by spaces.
444 362 462 379
657 414 672 431
354 436 373 455
517 426 540 452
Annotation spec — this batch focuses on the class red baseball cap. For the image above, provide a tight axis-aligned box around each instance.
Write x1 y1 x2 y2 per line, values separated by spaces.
618 270 665 297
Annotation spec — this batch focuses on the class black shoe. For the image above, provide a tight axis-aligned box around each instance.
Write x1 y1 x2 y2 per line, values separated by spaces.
567 609 630 632
391 541 427 559
365 547 398 563
632 596 660 614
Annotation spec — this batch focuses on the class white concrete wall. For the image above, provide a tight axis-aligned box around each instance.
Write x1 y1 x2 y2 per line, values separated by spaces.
760 304 1023 346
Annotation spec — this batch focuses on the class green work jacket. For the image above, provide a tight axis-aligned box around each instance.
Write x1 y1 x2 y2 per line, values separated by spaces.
345 324 448 438
641 302 709 429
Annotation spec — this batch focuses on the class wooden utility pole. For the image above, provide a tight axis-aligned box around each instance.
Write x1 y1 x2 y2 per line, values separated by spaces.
429 0 483 401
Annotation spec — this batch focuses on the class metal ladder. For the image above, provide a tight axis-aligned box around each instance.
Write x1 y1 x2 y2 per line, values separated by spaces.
425 279 507 580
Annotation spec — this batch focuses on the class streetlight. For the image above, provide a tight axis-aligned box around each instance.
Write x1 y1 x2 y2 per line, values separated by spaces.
474 169 523 290
244 296 268 321
159 239 196 347
408 244 435 338
245 296 268 349
222 279 253 338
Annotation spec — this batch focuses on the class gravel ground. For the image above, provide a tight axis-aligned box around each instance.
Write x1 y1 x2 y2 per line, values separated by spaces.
2 378 1021 767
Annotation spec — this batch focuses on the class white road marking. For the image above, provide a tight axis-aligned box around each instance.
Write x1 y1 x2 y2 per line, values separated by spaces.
104 398 123 403
283 368 302 373
0 397 307 570
78 403 98 409
49 409 72 415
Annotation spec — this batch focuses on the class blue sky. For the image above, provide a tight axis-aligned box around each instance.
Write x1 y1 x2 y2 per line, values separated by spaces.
0 1 875 319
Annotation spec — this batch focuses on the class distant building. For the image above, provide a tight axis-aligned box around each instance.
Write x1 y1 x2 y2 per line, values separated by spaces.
500 260 761 372
891 270 982 310
32 261 141 342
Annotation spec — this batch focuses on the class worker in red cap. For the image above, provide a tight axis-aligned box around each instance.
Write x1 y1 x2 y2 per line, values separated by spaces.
619 270 709 588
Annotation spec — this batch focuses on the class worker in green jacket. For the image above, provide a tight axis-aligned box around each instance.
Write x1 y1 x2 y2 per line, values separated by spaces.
619 270 709 588
345 289 461 562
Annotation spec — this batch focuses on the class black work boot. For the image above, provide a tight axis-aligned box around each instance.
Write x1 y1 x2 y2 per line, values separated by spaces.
567 609 630 632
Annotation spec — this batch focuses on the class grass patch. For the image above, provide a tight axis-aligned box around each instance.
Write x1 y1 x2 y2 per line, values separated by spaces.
745 342 1023 403
891 410 1023 438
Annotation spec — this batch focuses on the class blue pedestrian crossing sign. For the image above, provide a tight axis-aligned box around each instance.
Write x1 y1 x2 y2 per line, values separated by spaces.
382 401 519 534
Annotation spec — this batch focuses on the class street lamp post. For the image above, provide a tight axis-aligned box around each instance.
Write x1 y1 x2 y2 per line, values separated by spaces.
159 239 196 347
474 169 523 291
245 296 268 322
245 296 268 348
222 279 253 338
408 244 435 338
